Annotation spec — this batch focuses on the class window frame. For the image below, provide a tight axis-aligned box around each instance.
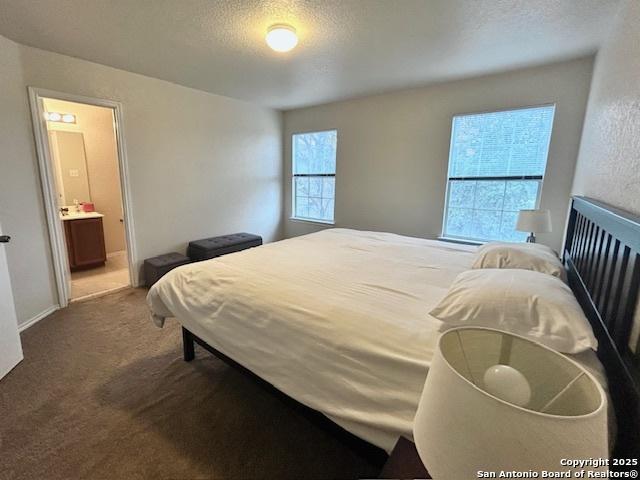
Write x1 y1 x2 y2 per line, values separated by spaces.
440 104 555 243
290 129 337 225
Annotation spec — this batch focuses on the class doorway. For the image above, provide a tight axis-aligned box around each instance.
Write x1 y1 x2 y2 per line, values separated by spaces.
29 88 136 306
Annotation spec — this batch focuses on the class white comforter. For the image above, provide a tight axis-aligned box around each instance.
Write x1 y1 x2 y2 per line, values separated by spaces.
147 229 477 451
146 228 609 451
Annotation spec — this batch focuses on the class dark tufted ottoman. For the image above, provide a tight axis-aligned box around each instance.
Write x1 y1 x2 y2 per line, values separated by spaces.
187 232 263 262
144 252 191 287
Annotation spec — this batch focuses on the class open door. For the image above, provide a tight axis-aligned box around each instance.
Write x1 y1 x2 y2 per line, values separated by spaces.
0 221 23 380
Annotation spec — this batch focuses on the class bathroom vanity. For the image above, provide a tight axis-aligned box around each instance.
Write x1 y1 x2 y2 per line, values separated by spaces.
61 212 106 270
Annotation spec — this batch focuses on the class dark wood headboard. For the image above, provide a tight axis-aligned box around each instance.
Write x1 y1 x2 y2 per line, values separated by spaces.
564 196 640 457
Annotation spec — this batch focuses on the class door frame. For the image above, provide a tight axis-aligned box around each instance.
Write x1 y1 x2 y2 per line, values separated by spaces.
28 87 138 307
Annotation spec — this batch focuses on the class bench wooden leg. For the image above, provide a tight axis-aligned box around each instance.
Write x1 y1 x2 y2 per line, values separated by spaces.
182 327 195 362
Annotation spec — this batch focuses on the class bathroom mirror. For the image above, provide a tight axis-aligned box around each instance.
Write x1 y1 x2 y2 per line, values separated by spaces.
48 131 92 207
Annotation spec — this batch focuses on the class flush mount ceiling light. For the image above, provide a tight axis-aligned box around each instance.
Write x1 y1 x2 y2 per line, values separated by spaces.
266 24 298 52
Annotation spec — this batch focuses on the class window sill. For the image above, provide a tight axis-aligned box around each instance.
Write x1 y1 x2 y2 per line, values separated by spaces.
437 236 485 246
289 217 335 226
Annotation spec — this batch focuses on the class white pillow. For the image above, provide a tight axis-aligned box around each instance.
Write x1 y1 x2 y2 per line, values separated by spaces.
429 269 597 354
472 241 566 281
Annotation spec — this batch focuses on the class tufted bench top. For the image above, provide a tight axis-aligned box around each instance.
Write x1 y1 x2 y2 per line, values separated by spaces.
145 252 190 268
187 232 262 261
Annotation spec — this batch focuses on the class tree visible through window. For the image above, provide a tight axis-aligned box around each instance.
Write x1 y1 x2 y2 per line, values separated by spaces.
292 130 337 223
442 105 555 242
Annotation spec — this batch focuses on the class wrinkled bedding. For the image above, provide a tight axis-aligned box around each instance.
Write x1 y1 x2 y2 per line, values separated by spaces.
147 228 609 451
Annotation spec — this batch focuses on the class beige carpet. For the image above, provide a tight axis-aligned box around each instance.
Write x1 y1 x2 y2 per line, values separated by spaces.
0 288 379 480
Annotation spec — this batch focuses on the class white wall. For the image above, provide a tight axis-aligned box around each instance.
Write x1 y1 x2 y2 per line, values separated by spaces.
0 36 283 328
0 35 59 326
283 57 595 252
570 0 640 346
571 0 639 215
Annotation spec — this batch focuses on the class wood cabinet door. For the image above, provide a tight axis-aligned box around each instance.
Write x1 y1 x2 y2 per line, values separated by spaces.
64 221 76 269
67 218 106 268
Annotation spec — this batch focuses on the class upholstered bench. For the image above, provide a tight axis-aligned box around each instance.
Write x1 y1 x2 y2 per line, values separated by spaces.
144 252 191 287
187 233 263 262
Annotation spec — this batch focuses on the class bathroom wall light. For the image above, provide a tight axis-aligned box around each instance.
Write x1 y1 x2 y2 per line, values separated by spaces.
45 112 62 122
45 112 76 124
266 24 298 52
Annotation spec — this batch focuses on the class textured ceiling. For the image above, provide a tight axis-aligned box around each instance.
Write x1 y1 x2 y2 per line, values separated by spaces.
0 0 621 110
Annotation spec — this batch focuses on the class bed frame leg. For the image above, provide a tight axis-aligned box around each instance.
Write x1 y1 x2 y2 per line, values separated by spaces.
182 327 195 362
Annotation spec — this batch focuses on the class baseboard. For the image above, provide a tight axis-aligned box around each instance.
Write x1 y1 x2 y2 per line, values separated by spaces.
18 305 60 332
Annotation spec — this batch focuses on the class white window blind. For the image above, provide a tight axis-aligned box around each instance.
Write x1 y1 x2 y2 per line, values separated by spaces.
443 105 555 242
292 130 337 223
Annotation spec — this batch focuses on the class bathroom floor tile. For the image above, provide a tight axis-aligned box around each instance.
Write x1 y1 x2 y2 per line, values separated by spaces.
71 250 130 300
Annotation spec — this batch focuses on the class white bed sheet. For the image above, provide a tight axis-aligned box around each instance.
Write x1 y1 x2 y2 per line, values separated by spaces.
147 228 609 452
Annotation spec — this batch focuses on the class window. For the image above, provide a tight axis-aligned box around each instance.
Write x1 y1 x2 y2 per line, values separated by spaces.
442 105 555 243
292 130 337 223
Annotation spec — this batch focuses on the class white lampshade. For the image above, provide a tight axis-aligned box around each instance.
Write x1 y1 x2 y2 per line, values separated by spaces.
516 209 552 233
413 327 608 479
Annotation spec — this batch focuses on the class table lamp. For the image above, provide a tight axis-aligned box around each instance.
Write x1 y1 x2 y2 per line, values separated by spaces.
516 209 552 243
413 327 608 479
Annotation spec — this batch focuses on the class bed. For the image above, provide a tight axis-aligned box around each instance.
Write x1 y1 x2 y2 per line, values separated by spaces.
148 229 481 452
147 196 639 459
